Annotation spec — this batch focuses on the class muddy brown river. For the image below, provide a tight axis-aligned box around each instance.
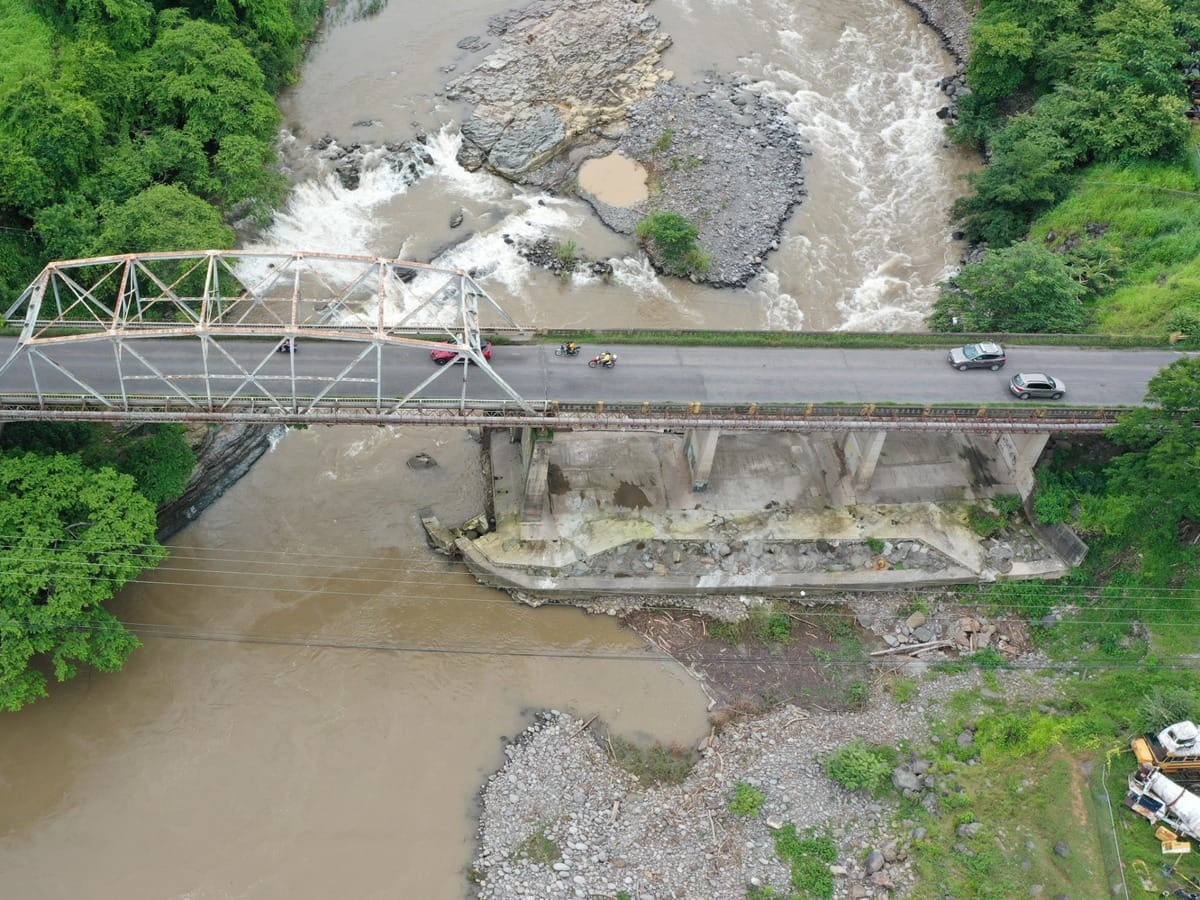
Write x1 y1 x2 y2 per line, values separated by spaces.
0 0 969 895
0 428 707 897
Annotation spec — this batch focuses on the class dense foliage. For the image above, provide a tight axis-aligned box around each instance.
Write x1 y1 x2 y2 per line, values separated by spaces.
937 0 1200 336
0 452 164 710
1083 356 1200 535
929 240 1087 332
0 422 195 709
635 211 710 276
0 0 322 293
0 422 197 504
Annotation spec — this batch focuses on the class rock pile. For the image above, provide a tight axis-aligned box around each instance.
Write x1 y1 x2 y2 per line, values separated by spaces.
574 538 957 580
866 605 1030 659
472 669 1061 899
308 134 432 191
446 0 672 178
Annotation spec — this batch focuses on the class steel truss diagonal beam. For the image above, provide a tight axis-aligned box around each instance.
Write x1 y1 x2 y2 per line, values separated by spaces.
0 250 536 414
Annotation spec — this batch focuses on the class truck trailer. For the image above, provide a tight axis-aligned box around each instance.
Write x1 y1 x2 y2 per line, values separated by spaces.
1126 765 1200 841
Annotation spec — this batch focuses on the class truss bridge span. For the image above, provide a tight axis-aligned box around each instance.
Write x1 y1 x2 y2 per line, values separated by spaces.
0 251 1177 433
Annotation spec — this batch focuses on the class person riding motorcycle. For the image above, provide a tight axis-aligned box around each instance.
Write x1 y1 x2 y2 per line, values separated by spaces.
566 341 578 354
600 351 614 366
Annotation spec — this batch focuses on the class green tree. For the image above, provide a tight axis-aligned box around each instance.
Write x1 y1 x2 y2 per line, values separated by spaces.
34 0 154 50
930 240 1087 333
951 114 1077 247
0 452 164 711
213 132 286 212
0 228 43 312
0 80 105 215
635 211 706 274
1083 357 1200 535
967 17 1035 102
174 0 323 91
136 11 280 146
91 183 235 254
58 40 137 126
87 425 197 505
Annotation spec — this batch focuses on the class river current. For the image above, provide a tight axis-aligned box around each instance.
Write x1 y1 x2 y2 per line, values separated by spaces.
0 1 968 896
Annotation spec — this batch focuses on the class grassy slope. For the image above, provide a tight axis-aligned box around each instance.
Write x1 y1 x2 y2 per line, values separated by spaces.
1031 146 1200 335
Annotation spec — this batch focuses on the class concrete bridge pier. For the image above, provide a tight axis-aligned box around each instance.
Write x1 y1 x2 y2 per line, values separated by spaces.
516 426 553 541
825 431 888 505
994 432 1051 501
684 428 721 491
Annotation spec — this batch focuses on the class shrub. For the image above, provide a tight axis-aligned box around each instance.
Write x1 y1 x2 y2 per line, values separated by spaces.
607 736 695 785
847 679 870 709
553 240 577 268
774 825 837 899
967 504 1006 537
635 211 704 273
891 678 918 704
651 128 674 153
750 606 792 642
866 536 885 553
965 647 1009 670
1034 480 1075 524
708 618 744 645
992 494 1022 519
729 781 767 817
825 739 892 792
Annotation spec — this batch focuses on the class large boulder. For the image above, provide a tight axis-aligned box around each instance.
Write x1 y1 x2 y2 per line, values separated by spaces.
447 0 672 177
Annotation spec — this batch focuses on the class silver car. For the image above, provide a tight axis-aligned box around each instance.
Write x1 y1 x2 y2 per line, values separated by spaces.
947 342 1006 371
1009 373 1066 400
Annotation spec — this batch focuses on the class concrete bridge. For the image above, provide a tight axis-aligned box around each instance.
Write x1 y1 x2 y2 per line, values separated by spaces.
0 251 1184 581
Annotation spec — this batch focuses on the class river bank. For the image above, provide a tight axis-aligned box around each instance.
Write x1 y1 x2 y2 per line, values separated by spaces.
472 666 1062 899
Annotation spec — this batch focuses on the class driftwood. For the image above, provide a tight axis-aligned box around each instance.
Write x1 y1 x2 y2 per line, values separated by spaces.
869 639 953 657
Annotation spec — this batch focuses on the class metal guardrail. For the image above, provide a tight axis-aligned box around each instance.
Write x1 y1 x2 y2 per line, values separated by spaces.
0 393 1122 432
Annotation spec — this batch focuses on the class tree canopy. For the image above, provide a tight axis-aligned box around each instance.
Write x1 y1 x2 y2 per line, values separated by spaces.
1082 356 1200 535
951 0 1196 249
0 452 164 711
930 241 1088 332
0 0 319 292
92 183 236 254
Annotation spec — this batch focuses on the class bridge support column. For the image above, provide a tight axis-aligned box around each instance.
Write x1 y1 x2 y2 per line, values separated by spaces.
994 433 1050 502
684 428 721 491
840 431 887 501
518 428 553 541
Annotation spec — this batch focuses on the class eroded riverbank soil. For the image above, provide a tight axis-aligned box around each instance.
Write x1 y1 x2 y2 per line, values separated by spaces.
621 606 873 715
619 595 1035 718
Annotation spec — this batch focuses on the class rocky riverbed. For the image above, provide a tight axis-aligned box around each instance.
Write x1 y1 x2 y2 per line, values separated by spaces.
473 666 1060 899
445 0 808 287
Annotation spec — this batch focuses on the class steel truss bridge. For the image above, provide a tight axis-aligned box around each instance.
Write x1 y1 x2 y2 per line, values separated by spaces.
0 251 1123 433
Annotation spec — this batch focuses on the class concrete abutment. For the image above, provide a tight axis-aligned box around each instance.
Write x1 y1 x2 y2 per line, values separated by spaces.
454 427 1083 597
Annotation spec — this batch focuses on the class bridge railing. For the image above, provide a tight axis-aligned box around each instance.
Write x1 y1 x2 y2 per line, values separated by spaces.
0 392 1124 431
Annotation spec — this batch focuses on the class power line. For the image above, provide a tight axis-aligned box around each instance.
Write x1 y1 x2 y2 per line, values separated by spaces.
8 614 1200 671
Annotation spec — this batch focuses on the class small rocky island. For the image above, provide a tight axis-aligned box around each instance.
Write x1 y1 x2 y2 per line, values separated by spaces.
445 0 809 287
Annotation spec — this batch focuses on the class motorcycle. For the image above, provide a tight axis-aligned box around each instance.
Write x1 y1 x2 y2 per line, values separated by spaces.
277 338 297 353
587 353 617 369
554 343 582 357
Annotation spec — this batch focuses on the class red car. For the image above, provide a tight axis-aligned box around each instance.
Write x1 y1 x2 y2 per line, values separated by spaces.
430 340 493 365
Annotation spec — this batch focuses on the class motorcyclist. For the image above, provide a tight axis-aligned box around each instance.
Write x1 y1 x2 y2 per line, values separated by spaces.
566 341 578 354
600 351 614 366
